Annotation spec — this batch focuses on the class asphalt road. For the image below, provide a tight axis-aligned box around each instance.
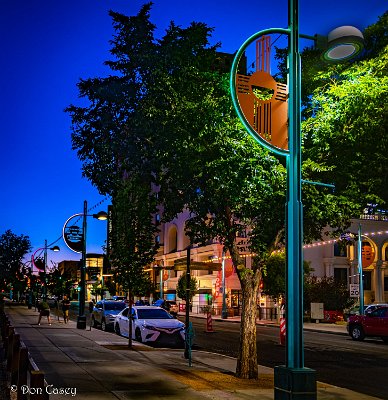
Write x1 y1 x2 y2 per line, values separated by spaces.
186 318 388 400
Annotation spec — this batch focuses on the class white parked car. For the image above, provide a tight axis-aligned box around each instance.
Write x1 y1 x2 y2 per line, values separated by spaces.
114 306 185 347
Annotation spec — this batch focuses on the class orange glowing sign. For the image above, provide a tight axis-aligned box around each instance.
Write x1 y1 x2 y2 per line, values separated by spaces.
234 36 288 151
236 71 288 150
362 242 375 268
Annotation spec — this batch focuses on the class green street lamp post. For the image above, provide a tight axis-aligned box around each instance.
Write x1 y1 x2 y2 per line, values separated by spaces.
31 241 60 302
230 0 363 397
356 224 368 316
63 200 108 329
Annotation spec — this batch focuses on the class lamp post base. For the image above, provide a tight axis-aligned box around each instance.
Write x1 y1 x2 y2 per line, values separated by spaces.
221 310 228 319
274 366 316 400
76 315 87 330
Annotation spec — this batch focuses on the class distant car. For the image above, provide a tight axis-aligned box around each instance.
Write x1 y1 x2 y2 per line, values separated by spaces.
347 305 388 342
135 299 150 306
153 299 179 317
114 306 185 347
364 304 388 313
92 300 127 331
112 296 126 301
344 303 388 321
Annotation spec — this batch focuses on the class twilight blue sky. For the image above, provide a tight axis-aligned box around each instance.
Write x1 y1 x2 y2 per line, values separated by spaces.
0 0 386 266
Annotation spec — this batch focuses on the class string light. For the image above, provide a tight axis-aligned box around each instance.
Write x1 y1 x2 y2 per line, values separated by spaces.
200 228 388 259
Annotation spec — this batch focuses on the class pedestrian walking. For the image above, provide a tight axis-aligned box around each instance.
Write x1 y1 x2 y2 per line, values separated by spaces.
88 299 95 314
61 295 71 323
37 301 51 325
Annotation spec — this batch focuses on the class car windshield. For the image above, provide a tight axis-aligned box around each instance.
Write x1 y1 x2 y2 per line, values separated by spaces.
105 302 126 311
137 308 172 319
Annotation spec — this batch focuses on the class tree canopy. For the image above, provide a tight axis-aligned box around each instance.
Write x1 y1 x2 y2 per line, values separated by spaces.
0 230 31 291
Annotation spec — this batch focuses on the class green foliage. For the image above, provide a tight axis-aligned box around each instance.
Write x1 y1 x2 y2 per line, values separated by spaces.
46 269 74 297
304 276 353 311
261 253 313 300
0 230 31 290
90 281 108 300
110 178 158 298
303 45 388 211
176 274 198 303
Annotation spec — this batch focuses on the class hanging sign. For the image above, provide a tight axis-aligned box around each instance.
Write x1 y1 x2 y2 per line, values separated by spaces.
63 225 83 253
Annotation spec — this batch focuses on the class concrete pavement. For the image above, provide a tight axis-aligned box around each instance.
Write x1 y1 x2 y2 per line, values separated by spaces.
2 302 382 400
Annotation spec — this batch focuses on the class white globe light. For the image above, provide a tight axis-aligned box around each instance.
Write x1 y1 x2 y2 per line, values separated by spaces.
323 25 364 62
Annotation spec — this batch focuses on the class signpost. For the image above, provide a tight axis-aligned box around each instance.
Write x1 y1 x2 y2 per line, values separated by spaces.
349 284 360 298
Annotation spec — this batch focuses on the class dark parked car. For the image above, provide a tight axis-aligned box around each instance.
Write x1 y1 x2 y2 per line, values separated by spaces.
91 300 126 331
153 299 178 317
347 305 388 342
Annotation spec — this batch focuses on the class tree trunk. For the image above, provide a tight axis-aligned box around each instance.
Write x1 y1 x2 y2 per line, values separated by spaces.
235 272 260 379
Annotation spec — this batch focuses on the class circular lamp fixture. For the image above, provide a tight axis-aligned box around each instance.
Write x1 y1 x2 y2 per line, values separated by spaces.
93 211 108 221
322 25 364 62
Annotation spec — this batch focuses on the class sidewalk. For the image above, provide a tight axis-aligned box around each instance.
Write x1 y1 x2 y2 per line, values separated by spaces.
3 302 381 400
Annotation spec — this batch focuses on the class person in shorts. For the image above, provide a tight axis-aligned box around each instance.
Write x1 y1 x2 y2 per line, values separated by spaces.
61 295 71 323
37 301 51 325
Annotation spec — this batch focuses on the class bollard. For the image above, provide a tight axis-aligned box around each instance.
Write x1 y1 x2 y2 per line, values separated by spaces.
30 371 47 400
17 347 29 400
11 333 20 384
6 327 15 371
205 312 215 333
279 317 286 346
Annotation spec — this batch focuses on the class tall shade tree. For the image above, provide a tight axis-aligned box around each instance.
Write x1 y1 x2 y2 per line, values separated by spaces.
0 230 31 290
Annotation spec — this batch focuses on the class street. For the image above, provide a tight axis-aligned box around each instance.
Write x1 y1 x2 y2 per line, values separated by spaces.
185 318 388 400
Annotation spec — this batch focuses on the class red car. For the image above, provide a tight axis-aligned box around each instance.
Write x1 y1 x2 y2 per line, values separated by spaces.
347 306 388 342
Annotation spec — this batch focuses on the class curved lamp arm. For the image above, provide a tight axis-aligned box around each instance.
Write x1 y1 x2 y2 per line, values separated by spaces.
31 244 60 271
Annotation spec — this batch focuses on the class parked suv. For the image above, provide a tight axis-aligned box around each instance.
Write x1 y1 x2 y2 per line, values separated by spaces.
153 299 179 317
347 305 388 342
91 300 126 331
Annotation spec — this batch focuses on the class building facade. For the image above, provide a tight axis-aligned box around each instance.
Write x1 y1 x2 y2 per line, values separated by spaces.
152 211 388 314
304 216 388 304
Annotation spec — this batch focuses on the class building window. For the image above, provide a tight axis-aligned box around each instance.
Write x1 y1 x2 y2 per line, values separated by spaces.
333 242 347 257
334 268 347 285
168 227 177 253
363 270 372 291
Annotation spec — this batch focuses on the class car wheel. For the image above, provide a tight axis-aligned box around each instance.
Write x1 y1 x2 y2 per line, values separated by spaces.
381 336 388 343
350 325 365 341
115 323 121 336
135 328 142 343
101 319 107 331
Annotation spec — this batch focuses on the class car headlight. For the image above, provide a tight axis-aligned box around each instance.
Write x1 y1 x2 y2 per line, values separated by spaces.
143 324 156 330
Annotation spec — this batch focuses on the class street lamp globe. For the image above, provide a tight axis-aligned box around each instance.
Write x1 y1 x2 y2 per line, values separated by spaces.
323 25 364 62
93 211 108 221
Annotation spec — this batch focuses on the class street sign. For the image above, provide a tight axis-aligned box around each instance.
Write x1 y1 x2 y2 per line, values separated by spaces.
63 224 83 253
350 284 360 298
